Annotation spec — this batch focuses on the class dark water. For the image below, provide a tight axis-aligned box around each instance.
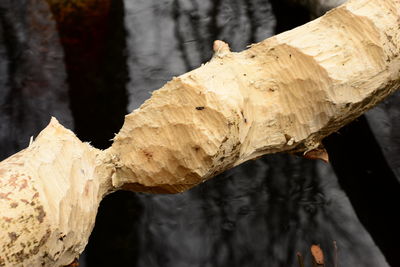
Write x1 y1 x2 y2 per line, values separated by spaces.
1 0 399 266
0 0 72 160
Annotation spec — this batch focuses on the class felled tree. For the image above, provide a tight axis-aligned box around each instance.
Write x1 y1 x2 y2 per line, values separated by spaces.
1 0 399 265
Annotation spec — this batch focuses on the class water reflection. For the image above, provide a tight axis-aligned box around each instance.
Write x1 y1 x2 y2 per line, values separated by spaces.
0 0 392 266
124 0 274 110
0 0 72 160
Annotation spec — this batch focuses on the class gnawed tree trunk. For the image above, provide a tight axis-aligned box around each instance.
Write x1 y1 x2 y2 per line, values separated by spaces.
1 0 400 265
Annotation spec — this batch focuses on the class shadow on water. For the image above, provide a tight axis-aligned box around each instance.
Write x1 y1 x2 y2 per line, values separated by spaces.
46 0 129 149
325 117 400 267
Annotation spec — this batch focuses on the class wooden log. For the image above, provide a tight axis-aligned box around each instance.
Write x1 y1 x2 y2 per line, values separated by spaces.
1 0 399 265
109 0 400 193
0 119 111 266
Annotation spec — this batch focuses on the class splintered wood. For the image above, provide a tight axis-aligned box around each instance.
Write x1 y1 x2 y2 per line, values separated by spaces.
1 0 400 265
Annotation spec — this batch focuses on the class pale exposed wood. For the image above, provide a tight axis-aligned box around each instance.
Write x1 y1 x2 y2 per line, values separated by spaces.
1 0 400 265
109 0 400 193
0 119 112 266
